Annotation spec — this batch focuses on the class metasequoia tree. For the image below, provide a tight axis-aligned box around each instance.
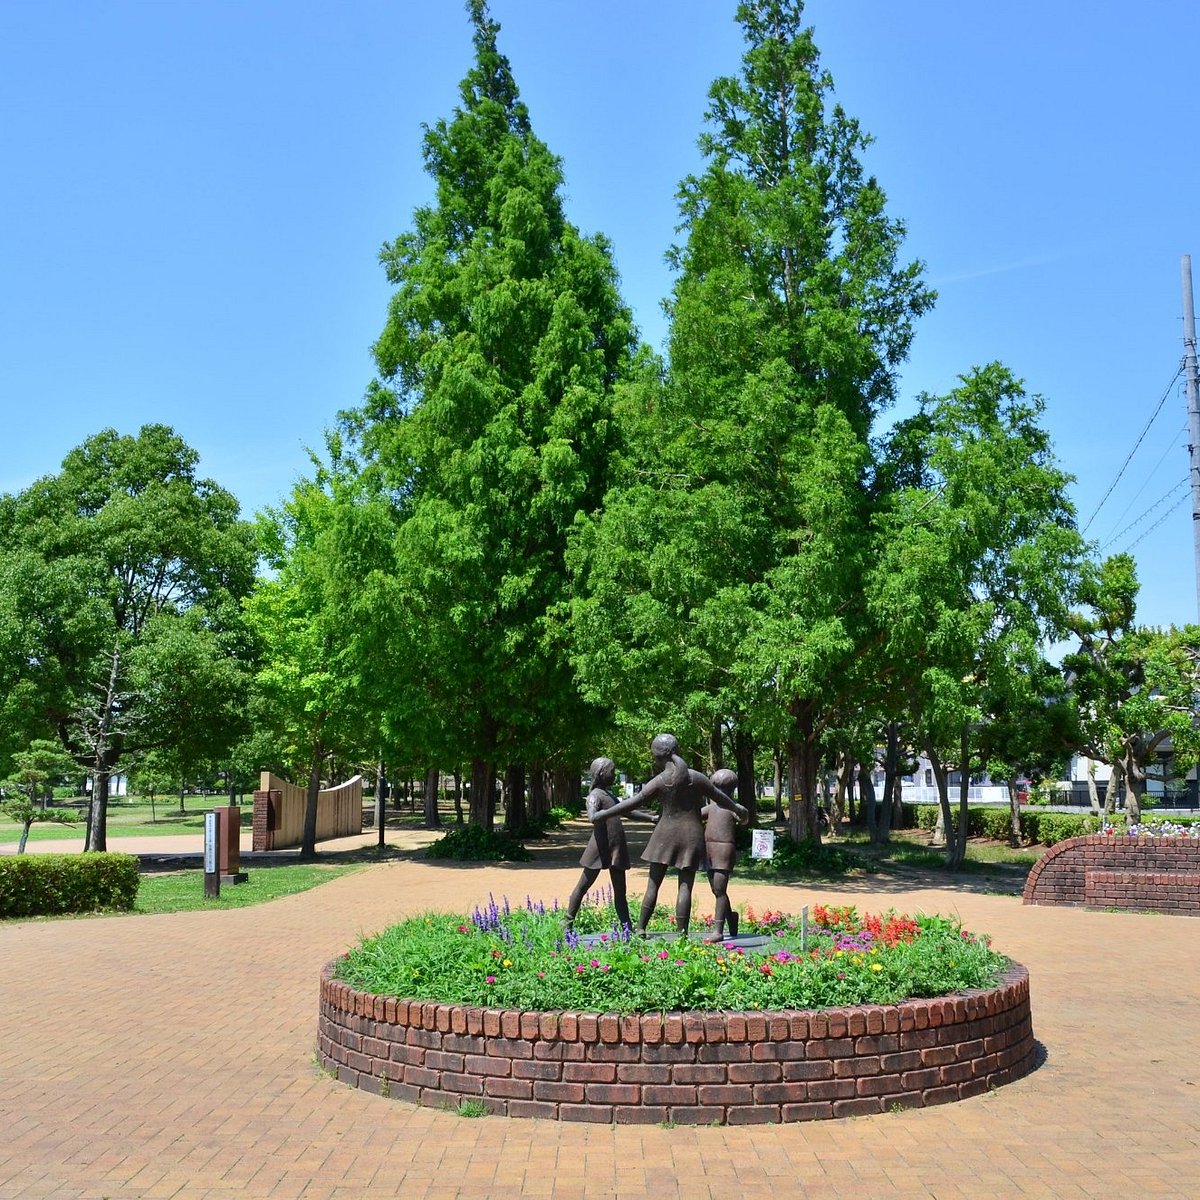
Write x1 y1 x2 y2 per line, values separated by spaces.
0 426 255 851
571 0 933 838
342 0 637 824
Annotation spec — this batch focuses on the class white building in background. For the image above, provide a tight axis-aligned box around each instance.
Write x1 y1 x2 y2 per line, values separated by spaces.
85 773 127 797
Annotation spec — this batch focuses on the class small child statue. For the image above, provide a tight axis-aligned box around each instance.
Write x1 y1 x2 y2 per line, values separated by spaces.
702 767 749 941
565 757 656 931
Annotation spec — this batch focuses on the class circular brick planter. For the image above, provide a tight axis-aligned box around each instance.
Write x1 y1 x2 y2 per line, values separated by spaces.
317 959 1035 1124
1023 834 1200 914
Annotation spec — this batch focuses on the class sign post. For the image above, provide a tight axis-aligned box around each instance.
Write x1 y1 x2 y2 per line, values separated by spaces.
750 828 776 861
204 811 220 899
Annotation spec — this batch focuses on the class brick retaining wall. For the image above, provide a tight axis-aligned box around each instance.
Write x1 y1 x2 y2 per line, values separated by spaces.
317 960 1035 1124
1023 835 1200 914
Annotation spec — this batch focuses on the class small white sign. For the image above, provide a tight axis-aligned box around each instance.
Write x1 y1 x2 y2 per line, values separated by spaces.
204 811 218 874
750 828 776 860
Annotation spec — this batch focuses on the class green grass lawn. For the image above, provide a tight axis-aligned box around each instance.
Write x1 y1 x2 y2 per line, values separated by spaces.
832 825 1041 872
134 863 361 914
0 796 255 843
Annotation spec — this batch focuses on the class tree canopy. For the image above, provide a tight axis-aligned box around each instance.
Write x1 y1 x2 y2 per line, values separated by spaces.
0 424 256 850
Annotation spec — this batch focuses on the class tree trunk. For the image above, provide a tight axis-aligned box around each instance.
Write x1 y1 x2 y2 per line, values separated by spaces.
85 770 111 852
787 697 821 842
734 729 755 822
709 716 725 773
947 723 971 870
876 722 900 845
1122 746 1145 825
453 769 464 824
17 819 32 854
551 765 576 813
503 763 526 833
926 739 952 850
832 752 853 830
469 758 492 828
529 763 548 821
300 742 323 859
1086 761 1101 818
423 766 441 830
773 750 785 823
1007 774 1023 847
1105 763 1122 820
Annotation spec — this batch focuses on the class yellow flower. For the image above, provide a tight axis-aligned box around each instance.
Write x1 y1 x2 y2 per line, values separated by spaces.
870 963 883 972
503 959 512 968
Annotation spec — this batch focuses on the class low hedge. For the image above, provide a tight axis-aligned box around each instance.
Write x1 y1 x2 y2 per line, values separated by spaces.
910 805 1104 846
0 853 139 918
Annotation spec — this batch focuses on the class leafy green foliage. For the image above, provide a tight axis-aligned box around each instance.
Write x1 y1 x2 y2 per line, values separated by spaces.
911 804 1101 847
739 832 856 876
0 852 139 918
569 0 934 835
1064 555 1200 823
423 824 531 862
869 365 1084 865
340 2 637 802
0 425 256 850
336 901 1007 1013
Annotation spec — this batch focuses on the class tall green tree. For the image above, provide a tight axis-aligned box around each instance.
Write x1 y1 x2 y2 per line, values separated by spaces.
869 365 1083 866
571 0 933 836
0 426 256 851
341 0 637 823
1065 555 1200 823
245 459 397 856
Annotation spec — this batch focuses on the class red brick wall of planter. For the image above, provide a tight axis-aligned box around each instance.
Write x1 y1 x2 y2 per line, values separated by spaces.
316 961 1035 1124
1023 835 1200 914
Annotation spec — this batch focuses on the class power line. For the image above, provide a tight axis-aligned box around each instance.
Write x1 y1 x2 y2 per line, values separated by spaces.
1081 366 1184 533
1118 488 1191 554
1099 422 1188 543
1101 476 1188 550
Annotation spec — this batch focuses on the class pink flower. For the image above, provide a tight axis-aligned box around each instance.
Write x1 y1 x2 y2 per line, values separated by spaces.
457 925 470 933
486 975 496 984
590 959 601 968
657 950 670 960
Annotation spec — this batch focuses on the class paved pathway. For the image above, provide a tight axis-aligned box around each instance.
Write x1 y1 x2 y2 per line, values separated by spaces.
1 831 1198 1198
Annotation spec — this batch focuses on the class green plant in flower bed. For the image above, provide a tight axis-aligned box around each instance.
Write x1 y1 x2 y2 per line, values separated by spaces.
336 894 1007 1013
423 825 531 862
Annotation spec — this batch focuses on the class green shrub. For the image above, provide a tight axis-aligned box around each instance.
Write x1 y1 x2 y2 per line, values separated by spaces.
0 853 139 919
424 825 531 862
910 803 1099 846
739 833 854 876
1022 811 1100 846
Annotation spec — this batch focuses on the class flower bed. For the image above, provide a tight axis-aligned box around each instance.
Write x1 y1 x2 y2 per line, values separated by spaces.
318 900 1036 1123
1024 833 1200 914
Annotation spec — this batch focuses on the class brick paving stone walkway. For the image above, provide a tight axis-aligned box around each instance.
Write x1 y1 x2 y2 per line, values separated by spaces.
1 832 1198 1198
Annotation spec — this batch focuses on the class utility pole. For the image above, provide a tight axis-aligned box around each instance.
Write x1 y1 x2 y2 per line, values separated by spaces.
1182 255 1200 621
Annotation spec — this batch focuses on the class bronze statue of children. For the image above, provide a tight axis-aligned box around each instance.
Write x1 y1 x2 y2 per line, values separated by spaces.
594 734 748 937
703 768 749 940
565 757 655 931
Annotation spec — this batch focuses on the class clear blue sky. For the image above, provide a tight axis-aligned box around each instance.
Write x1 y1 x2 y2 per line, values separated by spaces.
3 1 1198 629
